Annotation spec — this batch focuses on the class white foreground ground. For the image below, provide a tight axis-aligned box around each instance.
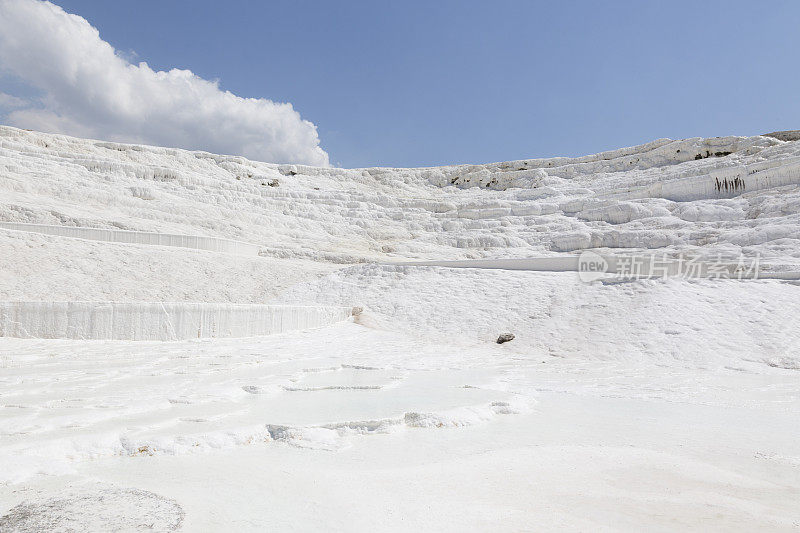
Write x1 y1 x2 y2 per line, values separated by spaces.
1 127 800 531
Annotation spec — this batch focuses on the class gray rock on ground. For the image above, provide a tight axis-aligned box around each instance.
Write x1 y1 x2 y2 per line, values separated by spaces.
496 333 515 344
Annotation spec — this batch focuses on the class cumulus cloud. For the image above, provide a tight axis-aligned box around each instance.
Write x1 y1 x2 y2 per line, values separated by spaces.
0 91 27 109
0 0 329 166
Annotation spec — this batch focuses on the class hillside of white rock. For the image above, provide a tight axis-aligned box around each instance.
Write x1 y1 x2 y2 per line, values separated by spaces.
1 126 799 531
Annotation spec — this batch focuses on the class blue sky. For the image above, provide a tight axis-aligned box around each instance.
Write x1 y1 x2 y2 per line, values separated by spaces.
4 0 800 167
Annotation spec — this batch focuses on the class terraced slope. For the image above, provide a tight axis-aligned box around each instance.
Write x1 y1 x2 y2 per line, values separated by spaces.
2 126 800 276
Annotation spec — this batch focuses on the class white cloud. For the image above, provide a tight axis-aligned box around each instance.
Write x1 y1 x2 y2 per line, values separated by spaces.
0 0 329 166
0 91 27 109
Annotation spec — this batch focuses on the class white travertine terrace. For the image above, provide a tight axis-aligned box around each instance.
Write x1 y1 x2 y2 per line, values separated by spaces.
0 301 352 340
